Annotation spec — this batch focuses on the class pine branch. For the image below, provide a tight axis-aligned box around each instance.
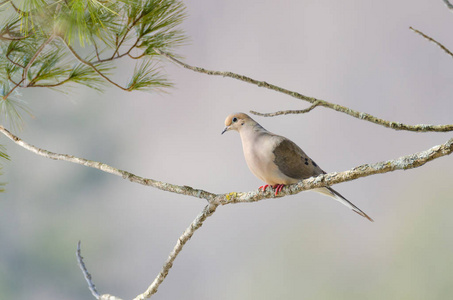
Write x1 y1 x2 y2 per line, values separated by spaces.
61 37 130 91
6 52 25 68
155 48 453 133
2 78 24 100
22 34 56 87
0 0 187 105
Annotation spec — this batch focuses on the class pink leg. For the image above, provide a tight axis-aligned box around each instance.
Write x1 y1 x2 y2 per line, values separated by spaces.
272 184 285 196
259 184 269 192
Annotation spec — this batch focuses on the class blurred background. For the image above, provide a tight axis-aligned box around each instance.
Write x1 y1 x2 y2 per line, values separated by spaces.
1 0 453 299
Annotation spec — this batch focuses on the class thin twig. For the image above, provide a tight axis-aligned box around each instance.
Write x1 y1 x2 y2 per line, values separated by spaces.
93 41 101 61
110 13 146 59
155 48 453 133
23 34 55 87
410 26 453 59
9 1 26 14
28 77 72 88
77 241 100 299
250 102 320 117
93 52 129 64
93 38 142 64
6 53 26 68
2 78 24 100
61 37 131 91
0 33 28 40
1 125 452 206
128 52 146 60
443 0 453 10
134 203 218 300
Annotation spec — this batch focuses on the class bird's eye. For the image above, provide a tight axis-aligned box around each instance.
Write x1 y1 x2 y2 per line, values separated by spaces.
232 117 238 123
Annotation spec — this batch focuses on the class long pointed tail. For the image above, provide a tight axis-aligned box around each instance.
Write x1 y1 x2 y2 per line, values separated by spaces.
314 187 374 222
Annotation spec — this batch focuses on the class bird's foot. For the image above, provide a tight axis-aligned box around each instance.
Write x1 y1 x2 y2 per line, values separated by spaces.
259 184 270 192
272 184 285 196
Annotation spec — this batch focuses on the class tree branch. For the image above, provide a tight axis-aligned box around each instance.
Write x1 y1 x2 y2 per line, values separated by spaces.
0 125 451 206
61 38 131 91
154 48 453 133
23 34 55 87
2 78 24 100
410 26 453 59
0 125 218 202
133 203 218 300
223 137 453 204
250 102 320 117
28 77 72 88
77 241 101 299
76 204 218 300
6 52 26 68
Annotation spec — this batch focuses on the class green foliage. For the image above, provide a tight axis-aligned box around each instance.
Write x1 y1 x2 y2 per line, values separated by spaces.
127 59 170 91
0 0 187 128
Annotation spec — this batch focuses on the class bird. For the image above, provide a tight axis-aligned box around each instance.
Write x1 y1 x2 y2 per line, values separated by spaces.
221 112 373 222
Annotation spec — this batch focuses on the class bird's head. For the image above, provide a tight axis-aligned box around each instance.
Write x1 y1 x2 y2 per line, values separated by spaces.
221 113 253 134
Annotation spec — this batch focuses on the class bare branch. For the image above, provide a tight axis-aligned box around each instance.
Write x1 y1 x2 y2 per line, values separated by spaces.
134 203 218 300
155 48 453 133
76 204 217 300
77 241 124 300
443 0 453 10
1 125 452 206
0 125 218 202
250 102 320 117
410 26 453 59
77 241 101 299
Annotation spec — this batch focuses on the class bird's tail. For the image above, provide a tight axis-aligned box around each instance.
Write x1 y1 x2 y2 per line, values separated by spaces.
313 187 374 222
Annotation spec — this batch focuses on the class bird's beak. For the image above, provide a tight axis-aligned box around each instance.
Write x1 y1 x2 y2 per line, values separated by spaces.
221 126 229 135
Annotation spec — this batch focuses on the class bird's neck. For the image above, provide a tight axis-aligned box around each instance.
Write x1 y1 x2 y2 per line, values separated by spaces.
239 123 268 147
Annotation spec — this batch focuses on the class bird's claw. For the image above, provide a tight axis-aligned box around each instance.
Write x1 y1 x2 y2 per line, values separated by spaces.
259 184 270 191
272 184 285 196
259 184 285 196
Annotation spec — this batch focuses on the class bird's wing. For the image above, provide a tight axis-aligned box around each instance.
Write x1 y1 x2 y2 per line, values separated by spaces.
272 138 325 180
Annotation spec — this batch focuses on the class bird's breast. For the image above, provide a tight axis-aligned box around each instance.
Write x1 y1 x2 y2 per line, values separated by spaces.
240 132 295 185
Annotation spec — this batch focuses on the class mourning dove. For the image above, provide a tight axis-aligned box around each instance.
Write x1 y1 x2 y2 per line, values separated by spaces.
221 112 373 222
